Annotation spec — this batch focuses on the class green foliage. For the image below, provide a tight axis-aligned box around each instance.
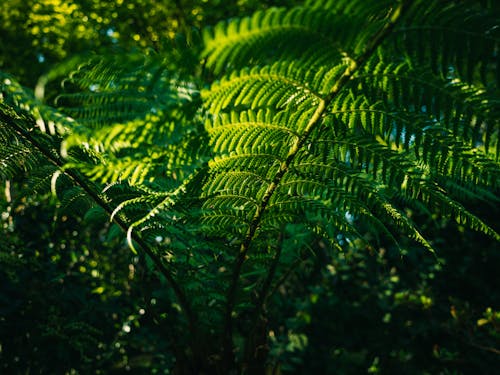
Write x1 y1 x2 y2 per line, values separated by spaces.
0 0 302 86
0 0 499 373
0 194 182 374
270 216 500 374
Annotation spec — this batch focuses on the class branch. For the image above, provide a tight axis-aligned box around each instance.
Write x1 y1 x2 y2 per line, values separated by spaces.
0 111 197 336
242 230 284 366
470 341 500 355
222 0 413 368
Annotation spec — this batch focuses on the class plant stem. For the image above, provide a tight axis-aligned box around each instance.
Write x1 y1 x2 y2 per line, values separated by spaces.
242 230 284 370
1 111 198 340
222 0 412 369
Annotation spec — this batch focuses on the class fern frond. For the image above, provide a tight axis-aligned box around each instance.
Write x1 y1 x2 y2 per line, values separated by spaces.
0 143 37 179
2 2 499 369
204 63 325 115
202 7 347 75
1 72 75 135
0 103 60 184
397 0 500 87
355 60 500 155
55 52 205 189
59 186 94 216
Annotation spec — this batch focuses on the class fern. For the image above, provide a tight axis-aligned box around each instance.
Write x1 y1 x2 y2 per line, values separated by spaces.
1 0 499 372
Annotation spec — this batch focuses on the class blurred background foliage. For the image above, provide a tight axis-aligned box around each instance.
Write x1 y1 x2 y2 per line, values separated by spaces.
268 218 500 374
0 0 498 374
0 0 301 86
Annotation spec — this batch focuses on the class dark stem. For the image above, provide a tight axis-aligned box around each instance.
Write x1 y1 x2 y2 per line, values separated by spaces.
222 0 412 368
242 230 284 372
268 258 303 301
1 111 198 341
255 231 285 323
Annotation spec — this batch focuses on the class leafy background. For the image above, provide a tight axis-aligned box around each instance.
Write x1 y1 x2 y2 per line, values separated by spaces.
1 0 499 374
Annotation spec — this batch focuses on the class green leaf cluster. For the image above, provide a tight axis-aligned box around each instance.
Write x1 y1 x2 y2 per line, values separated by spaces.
1 0 499 372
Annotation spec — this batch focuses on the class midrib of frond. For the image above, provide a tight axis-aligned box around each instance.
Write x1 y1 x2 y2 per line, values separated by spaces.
0 109 197 337
222 0 411 361
239 1 409 255
240 99 326 251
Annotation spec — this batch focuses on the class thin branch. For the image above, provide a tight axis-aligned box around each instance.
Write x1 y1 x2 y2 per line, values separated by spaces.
222 0 413 368
470 341 500 355
267 258 303 301
254 231 285 319
243 230 285 367
0 111 197 336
